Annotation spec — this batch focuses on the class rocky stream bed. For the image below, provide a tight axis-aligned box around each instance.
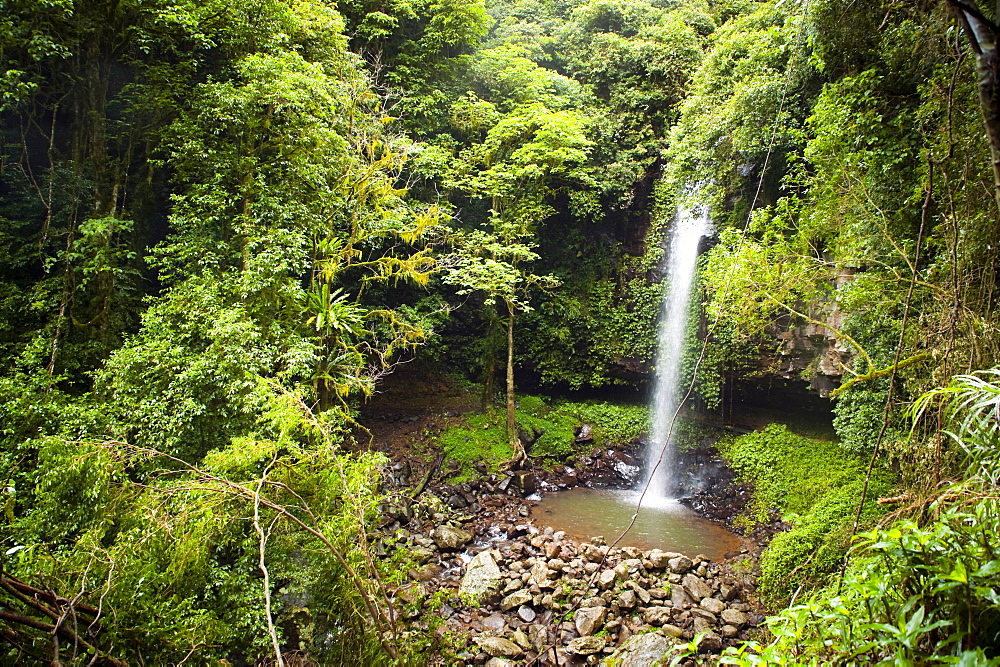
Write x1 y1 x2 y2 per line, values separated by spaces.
372 449 771 666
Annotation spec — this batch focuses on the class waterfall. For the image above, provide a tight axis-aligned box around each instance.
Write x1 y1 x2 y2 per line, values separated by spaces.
642 202 712 506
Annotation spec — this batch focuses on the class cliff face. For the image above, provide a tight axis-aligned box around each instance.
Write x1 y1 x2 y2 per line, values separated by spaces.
765 267 856 398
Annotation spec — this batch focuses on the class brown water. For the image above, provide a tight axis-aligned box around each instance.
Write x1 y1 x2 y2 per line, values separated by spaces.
532 488 744 561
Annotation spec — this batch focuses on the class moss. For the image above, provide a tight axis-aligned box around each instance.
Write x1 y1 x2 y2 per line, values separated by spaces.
719 423 894 603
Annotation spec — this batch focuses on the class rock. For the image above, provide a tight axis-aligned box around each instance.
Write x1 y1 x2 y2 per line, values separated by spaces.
475 636 523 658
700 597 726 614
670 585 693 608
618 590 637 609
698 632 723 654
529 624 548 650
500 590 533 611
693 616 715 635
486 659 516 667
567 635 606 655
397 583 426 604
530 561 554 587
647 587 669 600
574 607 606 636
691 608 718 623
720 583 738 602
721 609 748 628
482 613 507 631
668 555 694 573
601 632 670 667
515 471 538 495
409 546 435 565
512 629 533 651
627 582 652 605
597 569 617 589
722 624 740 638
518 605 537 623
682 573 712 601
410 563 442 582
642 607 673 626
431 525 473 550
581 596 606 608
460 550 503 601
576 424 593 442
662 624 685 639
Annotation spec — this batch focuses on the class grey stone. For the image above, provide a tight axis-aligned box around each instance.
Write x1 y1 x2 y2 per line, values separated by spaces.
431 525 473 550
475 636 523 658
668 555 694 574
597 569 617 589
662 624 685 639
691 608 718 623
486 659 517 667
722 624 740 638
721 608 748 627
700 597 725 614
500 589 533 611
518 605 537 623
681 573 712 601
642 607 673 626
698 632 723 654
575 606 606 636
648 587 669 600
670 584 693 608
618 590 637 609
567 635 606 655
581 596 606 608
600 632 670 667
693 616 714 635
460 550 503 601
512 629 533 650
482 613 507 631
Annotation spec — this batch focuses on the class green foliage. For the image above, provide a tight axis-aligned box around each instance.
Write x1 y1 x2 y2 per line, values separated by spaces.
436 410 515 479
559 400 649 446
719 424 892 601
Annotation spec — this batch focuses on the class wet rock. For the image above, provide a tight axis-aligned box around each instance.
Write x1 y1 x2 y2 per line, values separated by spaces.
668 555 694 573
530 561 554 588
486 659 516 667
693 616 715 635
460 550 503 601
574 606 606 636
512 629 532 651
515 471 538 496
567 635 606 655
662 624 685 639
431 525 473 550
627 582 652 605
397 583 426 604
721 609 748 628
700 597 726 615
698 632 723 654
409 546 435 565
576 424 593 442
529 624 549 650
671 585 692 607
601 632 670 667
410 563 442 582
643 607 672 626
682 573 712 600
475 636 523 658
500 590 533 611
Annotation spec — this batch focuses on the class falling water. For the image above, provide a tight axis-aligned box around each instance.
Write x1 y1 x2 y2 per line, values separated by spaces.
642 202 712 506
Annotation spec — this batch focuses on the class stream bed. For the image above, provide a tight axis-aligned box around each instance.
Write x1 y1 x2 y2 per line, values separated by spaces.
532 487 745 561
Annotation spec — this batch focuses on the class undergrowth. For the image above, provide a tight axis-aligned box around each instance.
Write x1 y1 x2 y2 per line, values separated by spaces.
718 423 894 602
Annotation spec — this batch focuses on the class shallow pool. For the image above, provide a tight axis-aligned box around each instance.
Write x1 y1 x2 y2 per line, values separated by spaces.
531 487 744 561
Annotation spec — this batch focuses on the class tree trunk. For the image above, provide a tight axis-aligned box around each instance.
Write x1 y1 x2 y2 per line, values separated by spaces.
948 0 1000 212
505 299 525 466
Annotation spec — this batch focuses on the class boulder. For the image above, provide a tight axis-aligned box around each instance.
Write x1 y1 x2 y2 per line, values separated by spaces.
431 525 473 550
567 636 606 655
600 632 670 667
574 606 606 636
460 550 503 601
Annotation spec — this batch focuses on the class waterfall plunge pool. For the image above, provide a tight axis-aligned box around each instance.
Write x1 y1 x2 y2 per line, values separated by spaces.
531 487 745 561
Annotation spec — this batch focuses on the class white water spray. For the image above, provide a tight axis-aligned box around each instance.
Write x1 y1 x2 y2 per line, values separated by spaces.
642 203 712 506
